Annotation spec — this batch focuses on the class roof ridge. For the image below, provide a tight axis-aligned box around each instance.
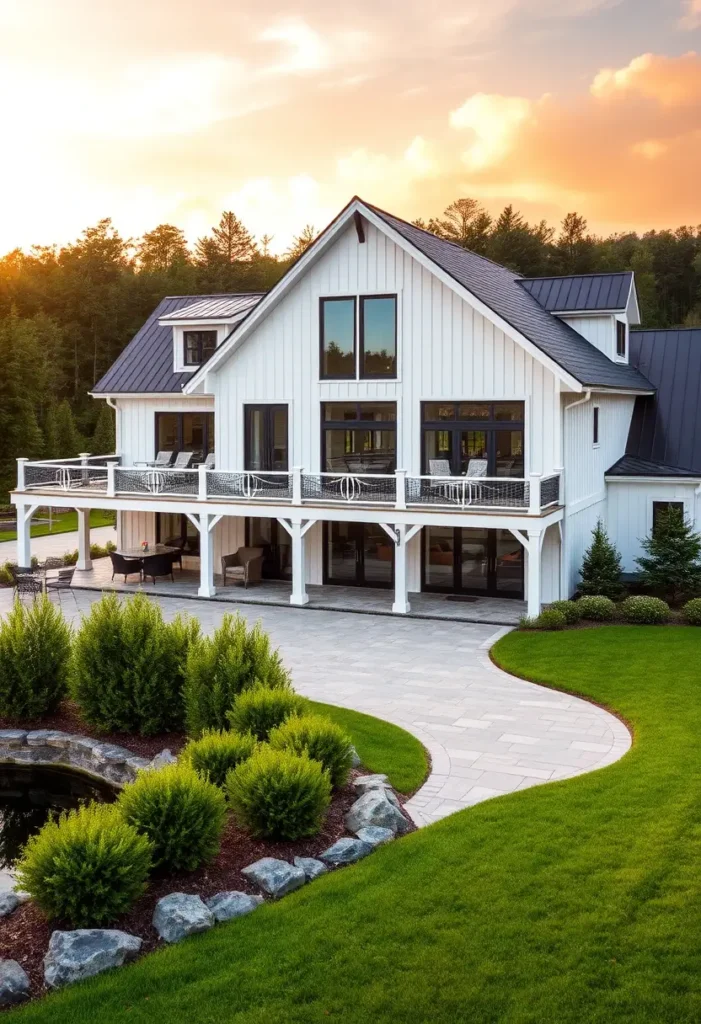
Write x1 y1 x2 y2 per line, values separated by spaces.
631 325 701 333
520 271 631 283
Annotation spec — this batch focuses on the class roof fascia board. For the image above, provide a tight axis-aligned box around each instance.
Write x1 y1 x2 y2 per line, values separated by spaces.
626 276 642 326
605 474 700 483
555 309 622 317
159 317 233 328
89 391 213 400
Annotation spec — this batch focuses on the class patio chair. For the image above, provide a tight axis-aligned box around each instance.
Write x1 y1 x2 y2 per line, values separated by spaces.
428 459 452 477
172 451 195 469
465 458 489 505
14 572 43 601
201 451 215 470
46 567 77 607
109 551 143 583
141 552 175 585
41 556 66 571
163 537 184 570
221 547 264 588
135 451 173 468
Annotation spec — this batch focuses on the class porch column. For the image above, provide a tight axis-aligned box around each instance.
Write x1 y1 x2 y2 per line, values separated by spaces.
290 520 309 606
527 528 543 619
76 508 92 571
392 524 410 614
15 503 32 569
198 512 216 598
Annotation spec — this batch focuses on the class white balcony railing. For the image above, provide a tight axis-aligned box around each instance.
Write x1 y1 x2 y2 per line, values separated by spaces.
16 456 562 515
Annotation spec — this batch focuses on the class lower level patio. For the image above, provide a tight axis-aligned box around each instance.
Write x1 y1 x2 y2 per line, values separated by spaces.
72 557 526 625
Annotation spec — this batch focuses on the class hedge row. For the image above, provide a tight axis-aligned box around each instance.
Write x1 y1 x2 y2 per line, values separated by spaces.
522 594 701 630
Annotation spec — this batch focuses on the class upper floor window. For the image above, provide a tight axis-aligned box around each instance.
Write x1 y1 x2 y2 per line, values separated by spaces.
320 295 397 380
156 412 214 462
322 402 396 473
593 405 600 446
616 320 627 358
422 402 524 477
184 330 217 366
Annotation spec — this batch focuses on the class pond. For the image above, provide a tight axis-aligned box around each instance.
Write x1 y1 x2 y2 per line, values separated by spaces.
0 764 116 869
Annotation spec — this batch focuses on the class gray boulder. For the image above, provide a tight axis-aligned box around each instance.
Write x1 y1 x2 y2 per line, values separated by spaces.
152 893 214 943
0 730 27 749
44 930 142 989
318 838 373 866
345 789 410 835
0 960 30 1006
149 749 177 770
205 891 264 923
352 773 390 796
293 856 328 881
0 891 29 918
355 825 395 848
241 858 306 898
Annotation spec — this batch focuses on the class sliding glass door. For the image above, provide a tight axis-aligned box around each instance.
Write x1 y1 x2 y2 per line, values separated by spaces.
422 402 524 477
324 522 394 588
423 527 523 598
244 405 288 471
245 518 292 580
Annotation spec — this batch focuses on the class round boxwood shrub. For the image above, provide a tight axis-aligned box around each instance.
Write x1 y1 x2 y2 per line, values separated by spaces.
269 714 354 789
226 684 309 741
0 596 72 721
547 600 581 625
15 803 152 927
226 746 331 840
682 597 701 625
180 729 258 789
117 762 226 873
620 595 670 624
577 595 616 621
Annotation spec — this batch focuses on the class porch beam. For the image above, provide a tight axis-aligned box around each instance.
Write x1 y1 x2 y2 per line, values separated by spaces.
378 522 398 545
526 528 543 619
392 523 410 615
15 502 35 568
290 521 309 606
77 508 92 571
198 512 216 598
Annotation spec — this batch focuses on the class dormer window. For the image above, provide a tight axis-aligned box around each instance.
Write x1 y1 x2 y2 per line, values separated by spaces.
184 330 217 366
616 320 627 358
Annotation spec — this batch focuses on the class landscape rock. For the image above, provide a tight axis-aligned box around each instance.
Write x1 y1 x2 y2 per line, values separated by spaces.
355 825 395 848
0 960 30 1006
352 773 390 796
152 893 214 943
349 745 361 768
149 749 177 770
241 858 306 898
26 730 65 748
318 838 373 865
0 730 27 749
293 856 328 880
345 789 410 835
0 892 30 918
205 891 264 923
43 930 142 989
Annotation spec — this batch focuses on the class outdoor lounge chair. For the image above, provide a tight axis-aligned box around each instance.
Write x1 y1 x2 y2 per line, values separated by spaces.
135 451 173 468
141 552 175 584
109 551 142 583
172 451 195 469
221 547 264 588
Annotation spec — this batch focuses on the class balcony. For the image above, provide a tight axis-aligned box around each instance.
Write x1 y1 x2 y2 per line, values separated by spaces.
17 457 562 515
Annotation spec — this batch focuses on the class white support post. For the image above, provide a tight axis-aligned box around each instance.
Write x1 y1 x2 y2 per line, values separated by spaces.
198 512 216 598
290 520 309 606
76 508 92 571
395 468 406 510
198 463 208 501
16 503 32 568
16 458 27 492
392 523 410 614
292 466 303 506
106 462 116 498
528 473 542 516
527 529 542 619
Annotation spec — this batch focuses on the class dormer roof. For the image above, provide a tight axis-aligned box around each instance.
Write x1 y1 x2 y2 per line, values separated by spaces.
520 272 634 314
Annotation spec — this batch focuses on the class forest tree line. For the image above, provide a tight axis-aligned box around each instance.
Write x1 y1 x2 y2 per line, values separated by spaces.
0 198 700 501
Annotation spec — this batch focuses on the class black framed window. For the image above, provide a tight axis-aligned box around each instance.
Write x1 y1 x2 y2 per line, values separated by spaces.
155 412 214 460
593 406 600 446
421 402 524 477
184 331 217 366
360 295 396 378
616 321 627 358
320 298 355 379
652 501 684 535
244 405 288 471
322 402 396 473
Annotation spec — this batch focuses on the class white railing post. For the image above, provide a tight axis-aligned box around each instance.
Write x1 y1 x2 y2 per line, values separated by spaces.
395 469 406 510
198 464 208 501
16 458 27 492
76 508 92 571
292 466 303 506
106 462 116 498
528 473 542 515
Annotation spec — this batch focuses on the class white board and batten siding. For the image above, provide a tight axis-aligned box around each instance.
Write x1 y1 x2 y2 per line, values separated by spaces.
115 396 214 467
607 480 701 573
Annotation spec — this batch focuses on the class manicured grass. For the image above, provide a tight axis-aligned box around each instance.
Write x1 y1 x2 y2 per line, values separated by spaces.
0 509 115 545
308 699 428 794
17 627 701 1023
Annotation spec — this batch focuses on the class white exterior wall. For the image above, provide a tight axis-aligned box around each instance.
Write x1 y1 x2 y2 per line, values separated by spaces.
561 315 617 361
607 480 700 572
114 396 215 466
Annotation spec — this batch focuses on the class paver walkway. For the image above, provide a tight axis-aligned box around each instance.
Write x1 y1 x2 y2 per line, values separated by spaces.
0 590 631 826
0 525 116 563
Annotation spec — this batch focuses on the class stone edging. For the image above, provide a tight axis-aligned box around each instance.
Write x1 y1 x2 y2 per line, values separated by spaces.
0 730 154 787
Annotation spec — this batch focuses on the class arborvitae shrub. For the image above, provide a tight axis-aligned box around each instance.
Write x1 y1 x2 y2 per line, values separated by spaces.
682 597 701 625
180 729 257 788
547 600 582 624
226 684 309 741
620 595 670 624
269 714 354 789
0 596 72 720
577 595 616 621
579 521 624 599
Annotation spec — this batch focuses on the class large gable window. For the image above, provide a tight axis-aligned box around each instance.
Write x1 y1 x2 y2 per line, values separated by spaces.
320 298 355 378
320 295 397 380
184 330 217 366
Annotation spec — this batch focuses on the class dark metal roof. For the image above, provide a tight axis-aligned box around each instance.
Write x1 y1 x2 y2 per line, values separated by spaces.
365 204 652 392
93 294 263 395
520 272 632 313
606 454 699 478
165 295 263 321
620 328 701 475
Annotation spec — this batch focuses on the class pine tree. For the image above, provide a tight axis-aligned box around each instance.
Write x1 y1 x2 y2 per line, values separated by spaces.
579 520 624 599
91 403 116 455
42 405 59 460
636 506 701 603
53 399 83 458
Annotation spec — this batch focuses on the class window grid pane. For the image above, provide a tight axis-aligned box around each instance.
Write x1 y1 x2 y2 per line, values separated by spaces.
321 299 355 378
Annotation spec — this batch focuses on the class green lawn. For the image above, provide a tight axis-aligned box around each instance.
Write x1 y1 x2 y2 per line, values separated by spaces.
17 627 701 1023
0 509 115 545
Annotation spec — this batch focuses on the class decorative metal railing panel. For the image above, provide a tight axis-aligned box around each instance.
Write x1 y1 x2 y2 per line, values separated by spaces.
406 476 529 509
540 474 560 508
24 464 109 491
301 474 396 504
206 472 292 501
114 468 199 497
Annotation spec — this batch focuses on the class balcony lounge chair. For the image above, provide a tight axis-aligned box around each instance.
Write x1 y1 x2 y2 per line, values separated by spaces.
109 552 143 583
135 451 173 469
221 547 264 588
141 552 175 585
173 451 195 469
201 451 215 470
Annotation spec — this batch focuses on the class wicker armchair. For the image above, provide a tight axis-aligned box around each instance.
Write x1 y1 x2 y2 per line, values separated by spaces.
141 552 175 584
109 552 142 583
221 547 264 588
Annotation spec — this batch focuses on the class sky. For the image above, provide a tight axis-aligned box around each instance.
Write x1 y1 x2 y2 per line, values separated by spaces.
0 0 700 255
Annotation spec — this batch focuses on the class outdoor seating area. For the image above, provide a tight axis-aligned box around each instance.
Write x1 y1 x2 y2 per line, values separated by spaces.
10 560 76 604
133 450 215 469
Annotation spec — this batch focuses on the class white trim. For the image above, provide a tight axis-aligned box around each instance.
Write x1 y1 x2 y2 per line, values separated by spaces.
605 475 701 484
565 491 606 516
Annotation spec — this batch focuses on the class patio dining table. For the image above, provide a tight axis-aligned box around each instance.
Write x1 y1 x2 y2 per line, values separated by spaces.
115 545 179 560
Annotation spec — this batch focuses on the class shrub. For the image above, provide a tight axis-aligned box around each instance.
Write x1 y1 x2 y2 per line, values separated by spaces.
15 803 152 927
184 615 290 736
117 762 226 873
226 684 309 741
636 506 701 603
577 595 616 621
269 714 354 789
181 729 258 788
528 609 567 631
548 600 581 625
227 746 331 840
70 594 200 735
682 597 701 625
620 595 670 624
0 596 72 720
579 521 624 599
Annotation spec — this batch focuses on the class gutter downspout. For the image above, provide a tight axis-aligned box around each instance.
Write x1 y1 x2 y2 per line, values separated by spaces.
560 389 592 599
104 397 121 547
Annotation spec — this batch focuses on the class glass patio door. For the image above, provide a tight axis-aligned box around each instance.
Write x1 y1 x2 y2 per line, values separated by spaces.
325 522 394 588
246 518 292 580
244 405 288 471
423 527 523 598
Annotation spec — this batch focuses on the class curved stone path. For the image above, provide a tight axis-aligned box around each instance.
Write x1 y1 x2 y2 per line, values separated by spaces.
0 590 631 827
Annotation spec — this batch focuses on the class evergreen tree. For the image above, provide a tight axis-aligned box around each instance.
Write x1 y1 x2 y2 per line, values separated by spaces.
53 399 83 458
430 198 493 254
91 402 116 455
136 224 190 272
195 211 258 290
579 520 624 599
284 225 316 262
43 405 59 460
0 313 45 497
636 506 701 603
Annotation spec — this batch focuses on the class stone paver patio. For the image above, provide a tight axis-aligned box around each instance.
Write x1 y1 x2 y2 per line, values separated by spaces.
0 588 631 826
